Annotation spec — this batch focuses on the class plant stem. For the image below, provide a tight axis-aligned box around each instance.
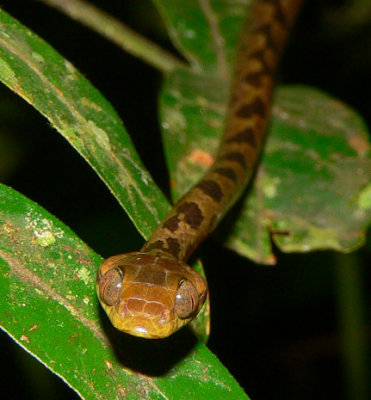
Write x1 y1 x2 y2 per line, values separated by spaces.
38 0 186 73
334 252 369 400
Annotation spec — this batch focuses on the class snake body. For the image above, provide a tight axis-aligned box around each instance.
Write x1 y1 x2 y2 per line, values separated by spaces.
97 0 302 339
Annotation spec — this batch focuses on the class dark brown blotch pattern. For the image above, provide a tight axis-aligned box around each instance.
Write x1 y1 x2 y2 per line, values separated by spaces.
163 215 180 232
226 127 257 147
177 202 204 229
166 238 181 258
214 167 237 182
144 240 165 253
236 97 266 119
139 0 300 264
142 237 181 259
221 152 248 169
255 24 278 53
243 71 265 87
244 48 274 83
262 0 287 28
197 180 223 202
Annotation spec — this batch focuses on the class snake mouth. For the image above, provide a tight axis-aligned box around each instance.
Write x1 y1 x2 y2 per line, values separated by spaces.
111 311 177 339
132 325 148 336
122 321 171 339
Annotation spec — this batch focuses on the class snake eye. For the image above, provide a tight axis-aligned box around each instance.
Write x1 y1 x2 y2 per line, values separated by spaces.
99 267 124 306
174 279 199 319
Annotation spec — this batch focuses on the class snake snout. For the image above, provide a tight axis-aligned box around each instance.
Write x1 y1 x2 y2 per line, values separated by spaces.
132 325 148 336
108 284 176 338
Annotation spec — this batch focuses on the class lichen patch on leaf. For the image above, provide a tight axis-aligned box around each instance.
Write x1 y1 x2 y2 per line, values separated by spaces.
34 230 56 247
31 51 45 64
164 107 187 138
76 266 91 286
87 120 111 152
261 176 280 199
81 97 103 112
25 212 65 244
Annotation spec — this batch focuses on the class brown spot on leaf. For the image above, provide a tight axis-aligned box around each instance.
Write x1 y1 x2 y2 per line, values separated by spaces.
20 335 30 343
105 360 115 373
29 324 39 332
348 136 369 157
118 384 126 398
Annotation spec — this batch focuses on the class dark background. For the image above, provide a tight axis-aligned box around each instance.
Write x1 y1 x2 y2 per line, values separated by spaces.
0 0 369 399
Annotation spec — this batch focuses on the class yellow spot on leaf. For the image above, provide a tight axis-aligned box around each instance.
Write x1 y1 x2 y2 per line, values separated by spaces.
64 60 77 74
88 120 111 151
35 230 56 247
81 97 102 112
20 335 30 343
76 266 90 285
29 324 39 332
105 360 114 372
261 176 280 198
166 108 187 133
32 52 45 64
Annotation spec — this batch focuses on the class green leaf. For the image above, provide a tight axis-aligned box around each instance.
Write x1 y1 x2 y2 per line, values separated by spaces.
0 183 248 400
153 0 251 76
0 9 170 240
160 69 371 264
0 5 211 391
153 0 370 263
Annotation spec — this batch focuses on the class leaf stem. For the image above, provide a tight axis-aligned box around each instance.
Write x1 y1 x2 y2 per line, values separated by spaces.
38 0 186 73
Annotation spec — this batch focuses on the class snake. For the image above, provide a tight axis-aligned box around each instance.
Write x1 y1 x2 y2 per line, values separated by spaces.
96 0 302 339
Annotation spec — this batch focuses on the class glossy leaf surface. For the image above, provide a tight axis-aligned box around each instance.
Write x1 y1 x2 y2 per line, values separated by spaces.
0 9 169 240
154 0 371 263
0 183 247 399
154 0 251 76
159 70 370 264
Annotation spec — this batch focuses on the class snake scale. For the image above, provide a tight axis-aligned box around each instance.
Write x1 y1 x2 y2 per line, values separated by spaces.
97 0 302 338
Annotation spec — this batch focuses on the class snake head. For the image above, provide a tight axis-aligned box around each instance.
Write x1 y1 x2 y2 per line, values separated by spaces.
96 251 207 339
